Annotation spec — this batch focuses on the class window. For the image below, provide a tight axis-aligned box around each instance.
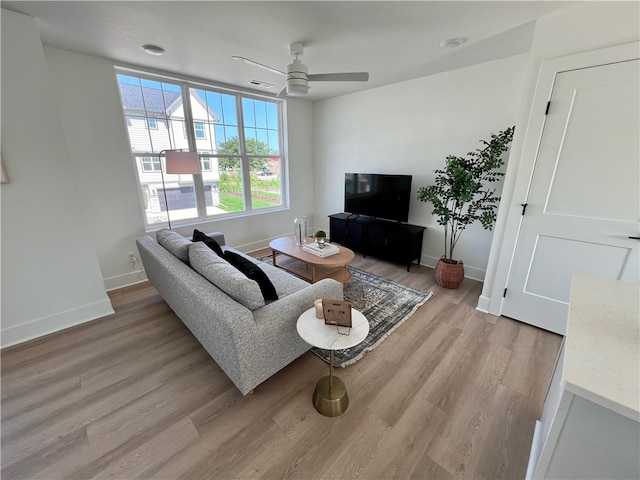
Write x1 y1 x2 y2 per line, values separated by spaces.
194 122 206 139
116 70 285 227
140 155 161 172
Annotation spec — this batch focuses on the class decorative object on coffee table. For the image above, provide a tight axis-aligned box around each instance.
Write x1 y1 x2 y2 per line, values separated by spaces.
314 230 327 249
303 241 339 258
322 299 352 328
297 306 369 417
417 126 514 288
293 217 308 245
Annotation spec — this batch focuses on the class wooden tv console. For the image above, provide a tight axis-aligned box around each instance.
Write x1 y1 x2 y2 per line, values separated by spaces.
328 213 426 271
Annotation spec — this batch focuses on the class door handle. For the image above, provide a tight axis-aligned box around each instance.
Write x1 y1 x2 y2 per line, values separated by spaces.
629 236 640 240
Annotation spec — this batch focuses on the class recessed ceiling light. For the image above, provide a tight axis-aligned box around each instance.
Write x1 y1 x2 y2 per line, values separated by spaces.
142 44 166 56
439 38 466 49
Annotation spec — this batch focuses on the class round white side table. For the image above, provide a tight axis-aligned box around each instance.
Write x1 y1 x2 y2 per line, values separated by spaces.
296 307 369 416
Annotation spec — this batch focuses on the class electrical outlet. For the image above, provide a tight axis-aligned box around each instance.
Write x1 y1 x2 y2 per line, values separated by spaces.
127 252 138 268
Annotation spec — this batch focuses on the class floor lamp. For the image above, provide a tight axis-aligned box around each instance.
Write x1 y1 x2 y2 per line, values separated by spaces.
159 150 201 229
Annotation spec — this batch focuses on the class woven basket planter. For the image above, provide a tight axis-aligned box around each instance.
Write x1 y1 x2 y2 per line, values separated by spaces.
435 257 464 289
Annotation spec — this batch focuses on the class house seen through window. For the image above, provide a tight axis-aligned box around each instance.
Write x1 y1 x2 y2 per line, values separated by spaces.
116 71 285 227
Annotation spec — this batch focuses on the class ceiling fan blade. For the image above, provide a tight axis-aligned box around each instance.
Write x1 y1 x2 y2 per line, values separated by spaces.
232 56 285 76
307 72 369 82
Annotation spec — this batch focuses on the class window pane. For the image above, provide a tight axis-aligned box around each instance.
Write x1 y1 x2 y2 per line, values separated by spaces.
255 101 268 129
117 74 198 226
222 127 239 150
193 88 239 154
268 129 280 153
222 95 238 126
250 157 281 209
242 98 256 127
257 128 269 145
209 157 245 215
242 97 280 155
266 102 278 129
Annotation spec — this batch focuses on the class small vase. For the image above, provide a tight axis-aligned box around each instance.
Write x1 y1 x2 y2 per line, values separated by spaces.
293 217 308 246
315 237 326 249
435 257 464 289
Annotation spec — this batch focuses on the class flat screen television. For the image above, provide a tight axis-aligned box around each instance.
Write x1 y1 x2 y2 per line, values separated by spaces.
344 173 412 223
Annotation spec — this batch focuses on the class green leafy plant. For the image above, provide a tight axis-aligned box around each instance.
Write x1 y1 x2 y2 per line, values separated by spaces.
417 126 515 263
314 230 327 237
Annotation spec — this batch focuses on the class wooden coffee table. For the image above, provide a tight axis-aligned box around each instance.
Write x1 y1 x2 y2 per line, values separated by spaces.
269 236 355 284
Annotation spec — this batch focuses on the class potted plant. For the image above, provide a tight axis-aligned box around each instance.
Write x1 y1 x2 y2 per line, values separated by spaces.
314 230 327 249
417 126 514 288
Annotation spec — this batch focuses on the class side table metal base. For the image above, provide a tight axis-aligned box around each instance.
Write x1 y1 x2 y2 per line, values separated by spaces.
313 375 349 417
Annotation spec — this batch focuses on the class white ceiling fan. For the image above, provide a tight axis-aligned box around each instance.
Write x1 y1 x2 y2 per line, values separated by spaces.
232 42 369 97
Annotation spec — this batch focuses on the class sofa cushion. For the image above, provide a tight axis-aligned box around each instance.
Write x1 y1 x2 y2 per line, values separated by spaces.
157 228 191 263
189 242 265 310
193 229 224 257
224 251 278 302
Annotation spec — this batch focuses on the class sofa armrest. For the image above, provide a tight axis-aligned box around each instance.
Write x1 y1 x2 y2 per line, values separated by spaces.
238 278 343 391
196 231 225 246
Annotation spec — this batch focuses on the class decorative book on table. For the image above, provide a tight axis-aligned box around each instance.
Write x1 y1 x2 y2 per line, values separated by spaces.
302 242 339 258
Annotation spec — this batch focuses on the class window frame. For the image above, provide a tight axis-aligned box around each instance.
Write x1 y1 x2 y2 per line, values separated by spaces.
194 121 206 139
140 155 161 172
116 67 288 230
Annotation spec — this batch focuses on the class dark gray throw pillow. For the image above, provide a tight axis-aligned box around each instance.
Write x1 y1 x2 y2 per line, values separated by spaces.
193 229 224 257
224 251 278 302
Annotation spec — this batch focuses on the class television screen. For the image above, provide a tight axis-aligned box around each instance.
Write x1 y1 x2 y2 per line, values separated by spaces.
344 173 412 222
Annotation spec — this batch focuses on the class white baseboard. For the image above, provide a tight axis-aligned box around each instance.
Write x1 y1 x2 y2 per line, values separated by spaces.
476 295 491 313
237 238 273 253
1 299 115 349
421 254 486 282
103 270 148 291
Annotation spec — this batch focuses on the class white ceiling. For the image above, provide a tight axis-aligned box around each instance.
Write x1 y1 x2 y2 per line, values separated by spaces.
2 1 581 101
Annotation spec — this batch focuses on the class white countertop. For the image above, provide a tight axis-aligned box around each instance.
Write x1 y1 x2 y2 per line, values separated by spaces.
297 307 369 351
563 273 640 421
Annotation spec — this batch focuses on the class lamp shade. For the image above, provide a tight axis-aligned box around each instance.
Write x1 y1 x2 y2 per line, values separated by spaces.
165 151 201 174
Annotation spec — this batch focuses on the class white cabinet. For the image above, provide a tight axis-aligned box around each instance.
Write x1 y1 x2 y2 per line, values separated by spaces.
527 273 640 479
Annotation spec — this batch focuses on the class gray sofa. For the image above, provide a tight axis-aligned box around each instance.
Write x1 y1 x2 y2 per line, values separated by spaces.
136 229 343 395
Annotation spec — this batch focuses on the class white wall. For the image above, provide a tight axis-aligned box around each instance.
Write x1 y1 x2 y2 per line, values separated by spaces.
312 54 526 280
1 10 114 347
42 47 316 289
480 1 640 313
1 10 315 346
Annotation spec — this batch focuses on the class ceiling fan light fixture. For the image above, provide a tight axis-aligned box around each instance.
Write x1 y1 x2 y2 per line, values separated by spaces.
142 44 166 56
439 38 466 49
286 58 309 95
286 83 309 96
233 42 369 97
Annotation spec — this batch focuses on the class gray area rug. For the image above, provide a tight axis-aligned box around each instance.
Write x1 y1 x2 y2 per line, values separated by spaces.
257 255 433 367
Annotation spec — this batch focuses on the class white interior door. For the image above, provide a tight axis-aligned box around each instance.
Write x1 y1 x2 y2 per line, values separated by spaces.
501 59 639 334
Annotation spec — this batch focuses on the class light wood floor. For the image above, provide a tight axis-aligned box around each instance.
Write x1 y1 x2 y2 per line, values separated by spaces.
1 252 562 479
